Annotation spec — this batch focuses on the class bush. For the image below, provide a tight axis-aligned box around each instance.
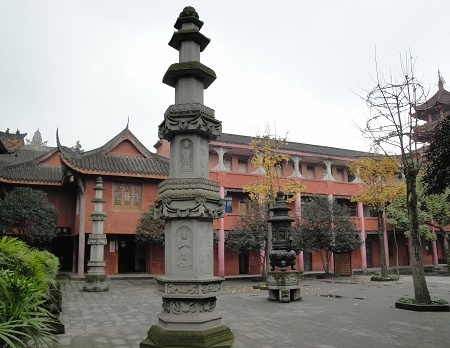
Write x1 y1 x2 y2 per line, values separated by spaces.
0 270 56 347
0 237 60 347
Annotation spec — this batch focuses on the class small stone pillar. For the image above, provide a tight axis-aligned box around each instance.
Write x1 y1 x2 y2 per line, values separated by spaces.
267 191 301 302
83 176 108 292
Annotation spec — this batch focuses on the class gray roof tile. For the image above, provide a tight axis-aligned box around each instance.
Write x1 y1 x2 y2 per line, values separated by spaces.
215 133 368 159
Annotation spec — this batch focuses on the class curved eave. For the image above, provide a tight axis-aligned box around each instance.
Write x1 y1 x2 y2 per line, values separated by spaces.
0 177 63 186
60 157 168 179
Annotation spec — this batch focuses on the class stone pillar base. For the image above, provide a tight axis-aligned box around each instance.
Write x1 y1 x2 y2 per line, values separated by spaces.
140 324 235 348
268 288 302 302
83 274 109 292
267 270 301 303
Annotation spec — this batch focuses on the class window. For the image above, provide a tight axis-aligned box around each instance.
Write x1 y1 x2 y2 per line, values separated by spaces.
238 201 247 215
426 242 432 255
113 182 142 210
306 165 315 179
223 157 232 171
336 167 344 182
238 158 248 173
224 196 233 213
336 198 357 216
363 205 378 217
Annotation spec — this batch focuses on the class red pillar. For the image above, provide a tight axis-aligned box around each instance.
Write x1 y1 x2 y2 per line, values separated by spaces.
295 193 304 272
358 202 367 270
218 187 225 277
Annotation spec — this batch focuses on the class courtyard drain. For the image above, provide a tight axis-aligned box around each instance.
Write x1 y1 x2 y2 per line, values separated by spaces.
319 294 368 300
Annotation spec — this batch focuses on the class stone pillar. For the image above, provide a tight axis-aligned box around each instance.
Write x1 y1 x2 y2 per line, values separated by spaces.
140 7 234 347
289 156 303 178
351 167 363 183
213 147 230 171
83 177 108 292
322 160 336 181
252 154 265 175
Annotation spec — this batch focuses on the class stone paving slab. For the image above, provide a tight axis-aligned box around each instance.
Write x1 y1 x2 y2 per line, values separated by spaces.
50 275 450 348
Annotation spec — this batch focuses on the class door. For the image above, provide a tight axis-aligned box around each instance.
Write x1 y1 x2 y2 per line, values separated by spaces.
238 252 249 274
118 235 136 273
303 252 312 272
366 241 373 268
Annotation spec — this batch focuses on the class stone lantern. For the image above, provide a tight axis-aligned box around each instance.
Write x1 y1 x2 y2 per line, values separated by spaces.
267 191 301 302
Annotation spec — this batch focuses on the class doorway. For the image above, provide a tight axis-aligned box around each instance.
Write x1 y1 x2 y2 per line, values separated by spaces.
303 252 312 272
238 252 249 274
366 241 373 268
51 236 74 271
118 235 135 273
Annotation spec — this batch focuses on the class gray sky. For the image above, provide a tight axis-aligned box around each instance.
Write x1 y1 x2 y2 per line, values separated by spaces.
1 0 448 152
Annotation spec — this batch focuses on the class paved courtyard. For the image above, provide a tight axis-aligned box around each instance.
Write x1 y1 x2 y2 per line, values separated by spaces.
51 275 450 348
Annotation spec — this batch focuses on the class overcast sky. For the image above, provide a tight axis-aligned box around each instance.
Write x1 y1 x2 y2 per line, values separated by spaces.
1 0 448 152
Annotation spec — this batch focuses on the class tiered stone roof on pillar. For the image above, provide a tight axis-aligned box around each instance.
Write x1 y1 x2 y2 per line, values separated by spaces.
140 7 234 348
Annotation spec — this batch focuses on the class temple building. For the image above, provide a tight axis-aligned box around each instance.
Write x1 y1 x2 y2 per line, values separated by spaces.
414 72 450 143
1 121 447 276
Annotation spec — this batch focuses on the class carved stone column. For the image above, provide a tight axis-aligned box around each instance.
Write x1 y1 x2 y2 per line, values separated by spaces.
140 7 234 348
212 147 230 171
83 176 108 292
322 160 336 181
289 155 303 178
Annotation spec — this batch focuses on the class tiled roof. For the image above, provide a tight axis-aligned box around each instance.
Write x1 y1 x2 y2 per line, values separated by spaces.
215 133 368 159
58 127 169 177
416 85 450 111
61 152 169 176
0 131 26 154
1 127 169 183
0 146 63 184
0 165 63 184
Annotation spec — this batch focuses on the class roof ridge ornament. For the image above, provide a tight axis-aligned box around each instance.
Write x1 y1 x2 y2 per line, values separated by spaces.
438 69 445 91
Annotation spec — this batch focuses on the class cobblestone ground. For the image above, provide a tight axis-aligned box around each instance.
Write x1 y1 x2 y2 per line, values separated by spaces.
50 275 450 348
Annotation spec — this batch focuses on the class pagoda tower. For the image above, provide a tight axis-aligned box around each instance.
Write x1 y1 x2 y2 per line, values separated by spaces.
140 7 234 348
415 72 450 143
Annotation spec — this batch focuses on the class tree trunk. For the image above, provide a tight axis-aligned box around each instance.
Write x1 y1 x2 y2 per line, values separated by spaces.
377 207 388 278
318 251 328 274
405 167 431 304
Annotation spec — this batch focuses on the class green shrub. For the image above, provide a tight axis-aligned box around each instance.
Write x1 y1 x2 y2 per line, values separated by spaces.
0 270 55 347
0 237 60 347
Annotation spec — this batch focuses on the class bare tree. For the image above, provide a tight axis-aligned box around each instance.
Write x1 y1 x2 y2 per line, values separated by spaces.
359 53 431 304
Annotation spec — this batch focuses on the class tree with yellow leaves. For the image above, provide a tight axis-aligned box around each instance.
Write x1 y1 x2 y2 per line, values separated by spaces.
243 126 305 276
244 127 305 205
348 155 405 279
